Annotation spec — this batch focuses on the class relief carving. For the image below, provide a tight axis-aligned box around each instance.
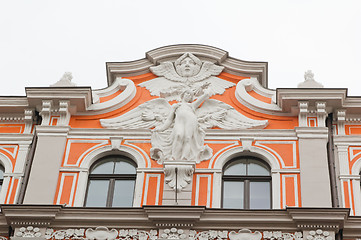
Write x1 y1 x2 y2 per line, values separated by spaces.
263 231 303 240
305 230 331 240
16 226 42 238
160 228 186 240
85 227 118 240
45 228 85 240
189 230 228 240
229 229 262 240
139 53 233 101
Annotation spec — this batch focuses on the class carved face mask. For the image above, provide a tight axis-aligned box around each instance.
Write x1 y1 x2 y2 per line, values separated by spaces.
176 57 201 77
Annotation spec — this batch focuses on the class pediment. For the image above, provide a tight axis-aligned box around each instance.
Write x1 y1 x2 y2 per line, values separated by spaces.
106 44 268 88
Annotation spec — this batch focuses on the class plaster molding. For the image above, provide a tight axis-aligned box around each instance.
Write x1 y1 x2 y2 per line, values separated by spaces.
303 229 333 240
107 44 268 88
15 226 42 238
298 102 308 127
85 227 118 240
229 229 262 240
316 102 327 127
26 87 92 113
189 230 228 240
163 162 195 192
263 231 303 240
336 109 346 135
235 77 285 116
58 101 71 126
45 228 85 240
295 127 328 139
160 228 186 240
83 78 137 115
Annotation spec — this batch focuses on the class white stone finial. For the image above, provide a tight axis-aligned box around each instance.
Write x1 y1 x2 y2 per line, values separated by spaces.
50 72 77 87
297 70 323 88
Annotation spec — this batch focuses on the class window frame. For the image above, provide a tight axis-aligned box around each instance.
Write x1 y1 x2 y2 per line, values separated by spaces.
221 156 272 209
84 155 137 207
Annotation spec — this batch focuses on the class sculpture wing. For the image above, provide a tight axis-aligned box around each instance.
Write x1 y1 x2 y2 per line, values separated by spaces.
196 99 268 129
150 62 183 82
190 62 224 82
100 98 171 129
191 77 235 97
138 77 185 98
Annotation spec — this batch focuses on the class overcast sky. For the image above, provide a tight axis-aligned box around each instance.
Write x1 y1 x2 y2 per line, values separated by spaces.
1 0 360 96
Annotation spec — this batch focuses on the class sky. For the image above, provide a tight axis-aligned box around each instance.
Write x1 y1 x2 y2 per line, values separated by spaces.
0 0 360 96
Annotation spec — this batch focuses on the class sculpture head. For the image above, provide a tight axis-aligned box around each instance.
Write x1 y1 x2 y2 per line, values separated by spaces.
180 89 194 102
175 53 202 77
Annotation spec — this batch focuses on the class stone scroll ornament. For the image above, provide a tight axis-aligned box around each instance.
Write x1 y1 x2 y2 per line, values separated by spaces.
100 54 268 164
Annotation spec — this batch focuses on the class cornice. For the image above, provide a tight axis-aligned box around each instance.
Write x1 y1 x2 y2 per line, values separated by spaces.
106 44 268 88
0 205 358 235
66 128 297 140
276 88 361 115
26 87 92 113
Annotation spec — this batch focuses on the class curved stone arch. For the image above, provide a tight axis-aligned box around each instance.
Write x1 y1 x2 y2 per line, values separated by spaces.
351 156 361 175
79 144 147 169
212 145 281 209
0 152 14 204
213 146 281 170
73 144 147 207
351 157 361 215
0 152 13 173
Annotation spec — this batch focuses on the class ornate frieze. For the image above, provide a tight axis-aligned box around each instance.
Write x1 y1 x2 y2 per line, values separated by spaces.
45 228 157 240
16 226 42 238
189 230 228 240
45 228 85 240
304 230 332 240
42 228 306 240
263 231 303 240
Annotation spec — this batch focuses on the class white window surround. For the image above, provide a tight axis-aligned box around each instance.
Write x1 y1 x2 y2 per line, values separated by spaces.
350 157 361 215
0 152 14 203
72 144 146 207
212 146 281 209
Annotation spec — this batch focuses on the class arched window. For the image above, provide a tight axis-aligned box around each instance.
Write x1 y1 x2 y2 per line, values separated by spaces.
0 165 4 192
85 155 136 207
222 156 271 209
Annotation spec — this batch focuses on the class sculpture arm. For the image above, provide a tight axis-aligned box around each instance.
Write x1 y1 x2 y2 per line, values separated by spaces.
193 91 210 109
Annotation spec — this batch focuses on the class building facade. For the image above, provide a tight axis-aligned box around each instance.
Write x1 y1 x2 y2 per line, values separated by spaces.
0 45 360 240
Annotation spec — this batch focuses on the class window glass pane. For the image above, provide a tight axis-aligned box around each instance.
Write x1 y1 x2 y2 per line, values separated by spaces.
250 181 271 209
223 181 244 209
248 159 270 176
91 161 114 174
114 160 136 174
224 160 246 175
112 180 135 207
85 180 109 207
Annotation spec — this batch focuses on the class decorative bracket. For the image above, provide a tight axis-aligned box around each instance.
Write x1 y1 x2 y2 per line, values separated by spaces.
298 101 309 127
337 109 346 135
316 102 327 127
163 161 195 192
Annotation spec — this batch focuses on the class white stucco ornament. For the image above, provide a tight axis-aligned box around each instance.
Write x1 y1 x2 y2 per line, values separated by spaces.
85 227 118 240
50 72 77 87
139 53 235 101
229 229 262 240
297 70 323 88
101 86 268 164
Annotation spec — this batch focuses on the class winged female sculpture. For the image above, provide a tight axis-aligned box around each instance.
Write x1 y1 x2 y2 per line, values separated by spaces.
150 86 213 164
100 85 268 164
